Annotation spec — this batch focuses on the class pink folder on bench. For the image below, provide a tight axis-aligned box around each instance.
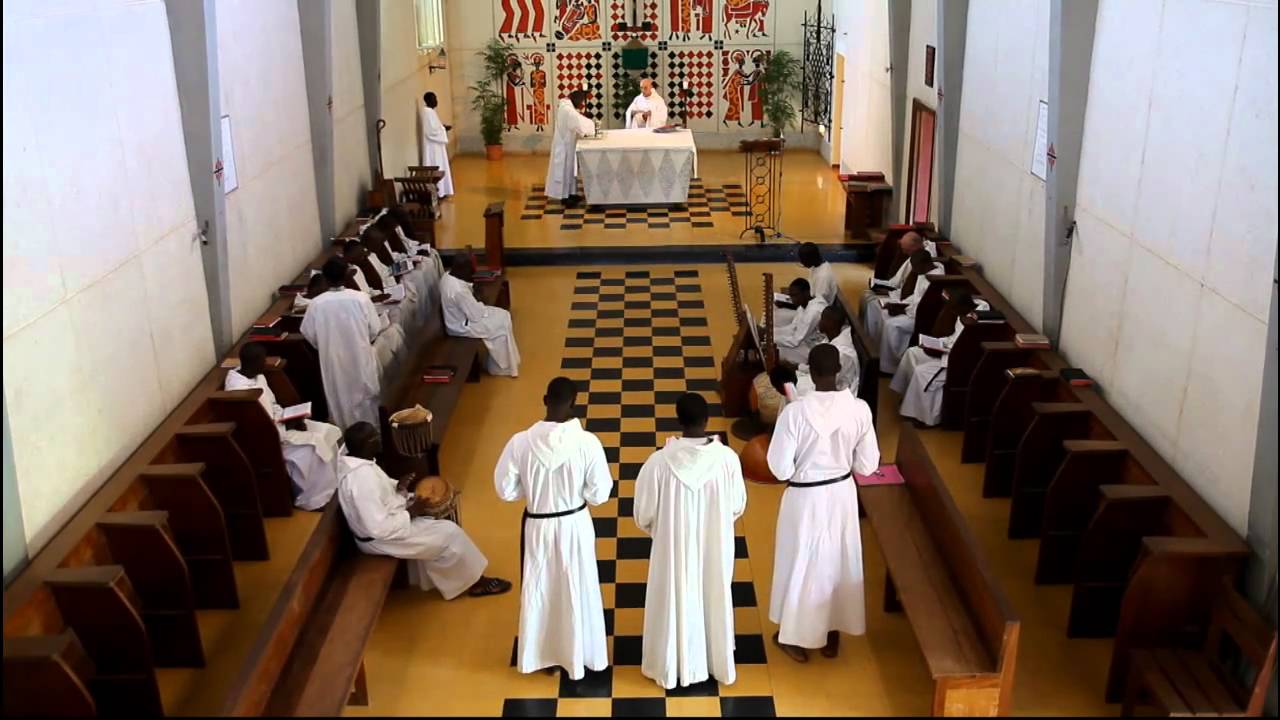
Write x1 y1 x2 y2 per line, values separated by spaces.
855 464 904 486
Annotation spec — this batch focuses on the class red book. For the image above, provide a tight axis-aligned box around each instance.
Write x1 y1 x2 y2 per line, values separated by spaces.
855 464 904 486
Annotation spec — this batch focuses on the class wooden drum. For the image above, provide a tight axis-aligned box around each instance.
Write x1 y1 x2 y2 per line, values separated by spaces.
389 405 434 458
413 475 461 525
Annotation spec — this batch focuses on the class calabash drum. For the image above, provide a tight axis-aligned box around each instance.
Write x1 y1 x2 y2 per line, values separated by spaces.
414 475 461 524
740 434 781 485
389 405 434 458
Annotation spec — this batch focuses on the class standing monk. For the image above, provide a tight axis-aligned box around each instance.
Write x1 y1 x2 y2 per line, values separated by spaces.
419 92 454 198
545 90 595 208
634 393 746 689
300 258 386 430
767 344 880 662
495 377 612 679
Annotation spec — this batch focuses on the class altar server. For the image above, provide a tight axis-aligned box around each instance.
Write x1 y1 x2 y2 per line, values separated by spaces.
419 92 454 198
225 342 344 510
767 344 880 662
774 278 828 366
892 289 985 426
546 90 595 208
634 393 746 689
441 257 522 377
625 78 669 129
495 377 612 680
339 422 511 598
300 258 386 429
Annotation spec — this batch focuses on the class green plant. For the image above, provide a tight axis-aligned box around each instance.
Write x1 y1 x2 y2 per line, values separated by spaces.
760 49 800 138
469 38 515 147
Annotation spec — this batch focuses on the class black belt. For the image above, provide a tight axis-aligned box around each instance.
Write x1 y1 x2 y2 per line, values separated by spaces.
787 471 852 488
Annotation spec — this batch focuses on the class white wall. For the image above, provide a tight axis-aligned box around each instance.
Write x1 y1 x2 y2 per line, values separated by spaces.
1060 0 1277 535
333 0 373 225
949 0 1049 323
217 0 323 334
2 0 214 550
834 0 894 177
382 0 454 176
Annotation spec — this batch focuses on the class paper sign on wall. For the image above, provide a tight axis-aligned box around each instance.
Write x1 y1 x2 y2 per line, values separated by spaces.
1030 100 1049 181
220 115 239 194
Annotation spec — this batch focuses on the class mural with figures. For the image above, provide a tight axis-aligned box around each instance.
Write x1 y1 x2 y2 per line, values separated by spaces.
504 51 553 132
721 0 772 41
554 0 604 42
555 50 607 122
610 0 660 42
720 48 769 128
668 0 714 42
498 0 548 43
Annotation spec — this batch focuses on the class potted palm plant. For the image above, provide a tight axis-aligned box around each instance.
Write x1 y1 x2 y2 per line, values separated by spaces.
760 49 800 140
469 38 514 160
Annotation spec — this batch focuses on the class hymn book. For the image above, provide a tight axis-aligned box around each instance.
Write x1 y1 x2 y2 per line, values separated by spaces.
855 464 904 486
277 402 311 423
919 335 947 352
381 285 407 303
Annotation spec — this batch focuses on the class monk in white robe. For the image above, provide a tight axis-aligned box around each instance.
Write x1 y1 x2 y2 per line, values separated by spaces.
338 422 511 598
793 306 861 397
344 239 420 330
441 258 521 377
634 393 746 689
892 291 987 426
776 243 839 328
545 91 595 207
224 342 343 510
495 378 612 679
300 258 385 430
863 249 944 373
859 231 932 315
625 78 669 129
767 345 880 662
419 91 454 198
773 278 828 366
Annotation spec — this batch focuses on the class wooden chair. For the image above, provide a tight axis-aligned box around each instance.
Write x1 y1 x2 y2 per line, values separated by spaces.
1122 579 1277 716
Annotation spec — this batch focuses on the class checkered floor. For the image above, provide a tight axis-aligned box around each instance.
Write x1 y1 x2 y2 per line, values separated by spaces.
500 269 776 718
519 181 751 230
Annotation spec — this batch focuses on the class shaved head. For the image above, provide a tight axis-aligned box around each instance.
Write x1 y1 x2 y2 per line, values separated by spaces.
640 78 654 96
899 231 924 254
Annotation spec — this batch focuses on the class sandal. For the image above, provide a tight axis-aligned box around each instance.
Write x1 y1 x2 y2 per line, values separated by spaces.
821 631 840 659
772 631 808 664
468 576 513 597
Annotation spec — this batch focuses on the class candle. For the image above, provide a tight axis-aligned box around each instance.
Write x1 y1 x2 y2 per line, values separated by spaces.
682 80 688 89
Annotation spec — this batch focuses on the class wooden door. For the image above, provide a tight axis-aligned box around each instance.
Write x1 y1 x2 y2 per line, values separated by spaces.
905 100 937 224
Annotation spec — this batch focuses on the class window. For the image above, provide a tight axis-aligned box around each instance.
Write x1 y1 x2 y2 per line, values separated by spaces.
414 0 445 52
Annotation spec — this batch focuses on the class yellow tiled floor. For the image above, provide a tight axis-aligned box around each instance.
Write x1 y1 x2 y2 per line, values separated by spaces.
431 150 850 250
343 262 1117 717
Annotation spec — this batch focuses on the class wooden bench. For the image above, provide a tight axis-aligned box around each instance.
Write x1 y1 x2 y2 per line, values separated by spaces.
860 424 1020 716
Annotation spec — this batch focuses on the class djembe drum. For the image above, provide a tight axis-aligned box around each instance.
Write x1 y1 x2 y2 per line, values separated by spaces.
389 405 461 524
413 475 461 525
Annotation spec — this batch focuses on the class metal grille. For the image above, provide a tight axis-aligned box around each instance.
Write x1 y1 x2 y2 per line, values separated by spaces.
801 0 835 135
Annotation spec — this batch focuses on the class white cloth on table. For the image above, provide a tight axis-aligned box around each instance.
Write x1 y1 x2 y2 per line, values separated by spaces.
338 456 487 599
625 93 669 129
441 272 521 377
634 435 746 690
495 419 613 680
546 99 596 199
224 369 344 510
774 298 828 366
299 289 383 431
419 105 454 197
766 391 880 648
793 326 861 398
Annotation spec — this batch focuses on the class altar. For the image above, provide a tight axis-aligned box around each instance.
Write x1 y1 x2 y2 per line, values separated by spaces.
575 128 699 206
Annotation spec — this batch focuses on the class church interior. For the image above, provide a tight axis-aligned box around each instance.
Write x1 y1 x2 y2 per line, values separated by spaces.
2 0 1277 717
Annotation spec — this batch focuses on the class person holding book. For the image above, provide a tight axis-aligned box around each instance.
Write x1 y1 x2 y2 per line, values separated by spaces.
772 278 828 366
859 231 929 316
775 243 839 328
343 238 420 331
224 342 344 510
766 344 880 663
441 256 522 377
494 377 612 679
890 289 985 426
864 249 944 373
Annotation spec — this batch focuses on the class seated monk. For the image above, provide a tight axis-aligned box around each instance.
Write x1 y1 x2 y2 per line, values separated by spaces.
772 278 828 366
776 243 838 328
891 288 986 426
859 231 929 316
376 210 444 283
224 342 344 510
337 422 512 598
291 271 327 313
364 221 432 327
342 239 418 331
863 248 944 374
790 306 861 397
441 256 522 377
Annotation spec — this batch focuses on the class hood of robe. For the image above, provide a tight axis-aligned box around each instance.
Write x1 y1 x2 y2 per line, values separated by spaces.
661 436 724 491
528 419 584 472
798 391 857 439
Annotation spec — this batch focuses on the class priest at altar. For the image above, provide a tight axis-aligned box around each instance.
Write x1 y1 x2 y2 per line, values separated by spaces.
625 78 669 129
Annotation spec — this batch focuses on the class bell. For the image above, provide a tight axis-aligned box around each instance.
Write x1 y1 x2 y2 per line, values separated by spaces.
740 434 780 485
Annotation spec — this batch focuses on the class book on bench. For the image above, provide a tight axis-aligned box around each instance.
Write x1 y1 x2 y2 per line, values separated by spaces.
1014 333 1051 349
1060 367 1094 387
277 402 311 423
474 269 503 283
422 365 457 383
974 309 1005 324
248 324 287 341
278 283 308 295
855 464 904 486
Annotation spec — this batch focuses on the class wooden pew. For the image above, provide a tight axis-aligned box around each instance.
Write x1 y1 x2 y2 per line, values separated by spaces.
860 425 1020 716
871 223 946 279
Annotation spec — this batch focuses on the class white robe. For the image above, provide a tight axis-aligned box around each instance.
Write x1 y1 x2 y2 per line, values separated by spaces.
766 391 880 648
774 297 829 366
634 436 746 689
300 289 383 430
891 302 989 425
419 105 454 197
224 369 344 510
495 419 612 679
441 272 521 377
863 264 944 373
545 99 596 199
338 456 487 598
625 92 669 129
793 326 861 398
777 262 840 328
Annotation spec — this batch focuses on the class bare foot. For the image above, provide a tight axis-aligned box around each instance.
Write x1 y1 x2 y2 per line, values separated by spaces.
772 631 808 663
821 631 840 658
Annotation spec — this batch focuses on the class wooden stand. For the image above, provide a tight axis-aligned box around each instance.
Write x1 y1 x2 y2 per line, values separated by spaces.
844 179 893 240
483 202 505 272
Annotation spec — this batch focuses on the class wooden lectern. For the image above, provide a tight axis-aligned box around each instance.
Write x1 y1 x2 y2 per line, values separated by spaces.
719 254 765 417
844 171 893 240
483 201 505 272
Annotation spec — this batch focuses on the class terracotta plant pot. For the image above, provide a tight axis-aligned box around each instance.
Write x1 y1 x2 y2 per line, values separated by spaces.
485 144 503 161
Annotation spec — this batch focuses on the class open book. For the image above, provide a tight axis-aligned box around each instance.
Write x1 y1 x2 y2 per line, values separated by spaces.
391 259 414 276
870 278 896 289
277 402 311 423
381 285 406 303
919 335 947 352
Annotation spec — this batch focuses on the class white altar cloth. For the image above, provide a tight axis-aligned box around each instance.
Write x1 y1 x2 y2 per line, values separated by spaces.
575 128 698 206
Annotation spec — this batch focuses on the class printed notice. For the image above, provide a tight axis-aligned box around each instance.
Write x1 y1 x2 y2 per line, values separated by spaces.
1031 100 1049 181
